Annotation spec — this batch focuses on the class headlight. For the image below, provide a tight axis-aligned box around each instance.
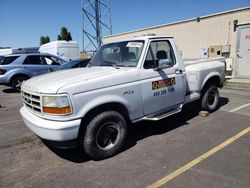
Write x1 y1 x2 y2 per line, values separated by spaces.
42 96 72 115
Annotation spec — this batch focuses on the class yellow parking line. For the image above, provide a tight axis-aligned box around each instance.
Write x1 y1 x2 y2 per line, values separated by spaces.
148 126 250 188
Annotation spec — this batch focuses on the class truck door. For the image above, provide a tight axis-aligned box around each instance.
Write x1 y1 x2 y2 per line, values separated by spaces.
141 40 186 116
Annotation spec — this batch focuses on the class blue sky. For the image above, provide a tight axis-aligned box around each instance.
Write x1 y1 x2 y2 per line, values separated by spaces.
0 0 249 50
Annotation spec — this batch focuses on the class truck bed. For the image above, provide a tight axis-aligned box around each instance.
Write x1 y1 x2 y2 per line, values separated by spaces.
184 57 225 66
184 57 225 94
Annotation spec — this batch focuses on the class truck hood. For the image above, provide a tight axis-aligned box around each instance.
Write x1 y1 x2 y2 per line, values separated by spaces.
22 67 134 93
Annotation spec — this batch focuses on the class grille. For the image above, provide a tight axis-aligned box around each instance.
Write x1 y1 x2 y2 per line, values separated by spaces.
22 91 41 113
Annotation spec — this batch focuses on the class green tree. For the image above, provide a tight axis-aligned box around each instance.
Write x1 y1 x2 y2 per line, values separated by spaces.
40 36 46 45
61 27 68 40
57 27 73 41
57 35 62 40
45 36 50 43
68 32 72 41
40 36 50 45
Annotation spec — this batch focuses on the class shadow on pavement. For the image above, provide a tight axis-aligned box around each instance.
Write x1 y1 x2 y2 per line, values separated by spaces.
42 140 91 163
125 97 229 150
218 97 229 110
43 97 229 163
2 88 19 94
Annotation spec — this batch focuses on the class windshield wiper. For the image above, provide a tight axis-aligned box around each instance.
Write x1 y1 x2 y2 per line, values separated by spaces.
102 60 120 69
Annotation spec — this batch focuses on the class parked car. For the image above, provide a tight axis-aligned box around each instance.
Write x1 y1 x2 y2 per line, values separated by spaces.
0 53 65 91
56 58 91 70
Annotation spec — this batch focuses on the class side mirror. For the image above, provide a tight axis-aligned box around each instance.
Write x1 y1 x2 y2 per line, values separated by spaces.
155 58 173 70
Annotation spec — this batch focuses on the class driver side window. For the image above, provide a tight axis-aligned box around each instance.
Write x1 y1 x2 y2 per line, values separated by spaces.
144 40 175 69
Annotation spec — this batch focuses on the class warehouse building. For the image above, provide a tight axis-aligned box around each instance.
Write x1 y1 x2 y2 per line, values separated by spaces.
103 7 250 78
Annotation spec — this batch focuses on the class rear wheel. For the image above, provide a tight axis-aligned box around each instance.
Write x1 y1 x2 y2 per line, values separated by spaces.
79 111 127 160
201 84 219 112
11 76 28 91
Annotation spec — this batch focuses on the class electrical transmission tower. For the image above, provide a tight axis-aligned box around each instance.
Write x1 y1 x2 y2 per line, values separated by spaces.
82 0 112 53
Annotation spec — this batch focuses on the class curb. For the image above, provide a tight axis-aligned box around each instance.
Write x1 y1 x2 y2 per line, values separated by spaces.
224 80 250 92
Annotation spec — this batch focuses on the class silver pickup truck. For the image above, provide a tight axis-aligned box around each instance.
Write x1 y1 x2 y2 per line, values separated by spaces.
20 36 225 159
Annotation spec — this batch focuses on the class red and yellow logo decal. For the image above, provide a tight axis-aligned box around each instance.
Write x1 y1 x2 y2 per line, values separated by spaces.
152 77 176 90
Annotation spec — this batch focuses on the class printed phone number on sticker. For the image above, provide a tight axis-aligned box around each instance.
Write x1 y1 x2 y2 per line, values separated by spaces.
153 89 167 97
153 87 175 97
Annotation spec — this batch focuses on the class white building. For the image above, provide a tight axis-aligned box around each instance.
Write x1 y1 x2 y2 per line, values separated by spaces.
103 7 250 78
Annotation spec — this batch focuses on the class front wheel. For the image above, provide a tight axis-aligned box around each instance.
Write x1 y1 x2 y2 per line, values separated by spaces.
11 76 28 91
79 111 127 160
201 85 219 112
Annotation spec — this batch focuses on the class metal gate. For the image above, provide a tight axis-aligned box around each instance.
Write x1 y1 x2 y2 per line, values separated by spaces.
236 24 250 78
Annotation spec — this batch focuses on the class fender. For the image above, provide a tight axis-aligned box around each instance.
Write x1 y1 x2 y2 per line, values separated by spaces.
6 68 33 83
201 71 222 89
75 93 143 121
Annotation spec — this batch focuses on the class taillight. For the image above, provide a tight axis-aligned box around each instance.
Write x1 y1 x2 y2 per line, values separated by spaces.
0 69 7 75
223 61 226 73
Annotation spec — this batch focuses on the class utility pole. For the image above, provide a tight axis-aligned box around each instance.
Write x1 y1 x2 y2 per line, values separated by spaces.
95 0 101 47
82 0 112 53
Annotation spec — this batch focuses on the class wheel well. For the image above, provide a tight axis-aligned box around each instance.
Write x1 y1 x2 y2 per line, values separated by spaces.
203 76 221 90
10 74 30 84
82 102 130 124
78 102 130 139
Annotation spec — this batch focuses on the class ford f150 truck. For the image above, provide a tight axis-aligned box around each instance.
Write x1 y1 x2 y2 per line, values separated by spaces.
20 36 225 159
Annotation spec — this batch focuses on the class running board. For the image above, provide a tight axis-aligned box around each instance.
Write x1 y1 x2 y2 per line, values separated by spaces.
139 104 183 121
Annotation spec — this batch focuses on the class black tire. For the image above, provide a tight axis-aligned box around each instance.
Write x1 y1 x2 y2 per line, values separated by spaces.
79 111 127 160
11 76 28 91
201 84 219 112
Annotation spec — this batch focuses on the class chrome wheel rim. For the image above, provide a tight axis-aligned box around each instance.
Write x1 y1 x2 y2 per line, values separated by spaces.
15 79 24 91
207 88 218 108
96 123 120 151
208 90 216 105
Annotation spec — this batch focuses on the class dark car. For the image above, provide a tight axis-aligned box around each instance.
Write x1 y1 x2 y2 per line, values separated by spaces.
57 58 91 70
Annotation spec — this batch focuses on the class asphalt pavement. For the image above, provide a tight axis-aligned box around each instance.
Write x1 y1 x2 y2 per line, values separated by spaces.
0 85 249 188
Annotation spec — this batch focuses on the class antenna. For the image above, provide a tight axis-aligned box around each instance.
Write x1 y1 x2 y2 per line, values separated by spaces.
82 0 112 53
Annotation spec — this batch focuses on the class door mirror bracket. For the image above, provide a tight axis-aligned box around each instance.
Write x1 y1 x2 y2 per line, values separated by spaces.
154 58 173 71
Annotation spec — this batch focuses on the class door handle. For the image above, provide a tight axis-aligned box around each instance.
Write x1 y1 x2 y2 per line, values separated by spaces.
236 50 243 58
237 53 243 58
175 69 183 74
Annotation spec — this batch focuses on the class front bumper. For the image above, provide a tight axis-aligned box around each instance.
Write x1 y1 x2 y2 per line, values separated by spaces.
20 107 81 141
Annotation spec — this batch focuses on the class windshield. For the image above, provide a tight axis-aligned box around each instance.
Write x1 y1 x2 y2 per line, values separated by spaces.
58 60 79 70
90 40 144 67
